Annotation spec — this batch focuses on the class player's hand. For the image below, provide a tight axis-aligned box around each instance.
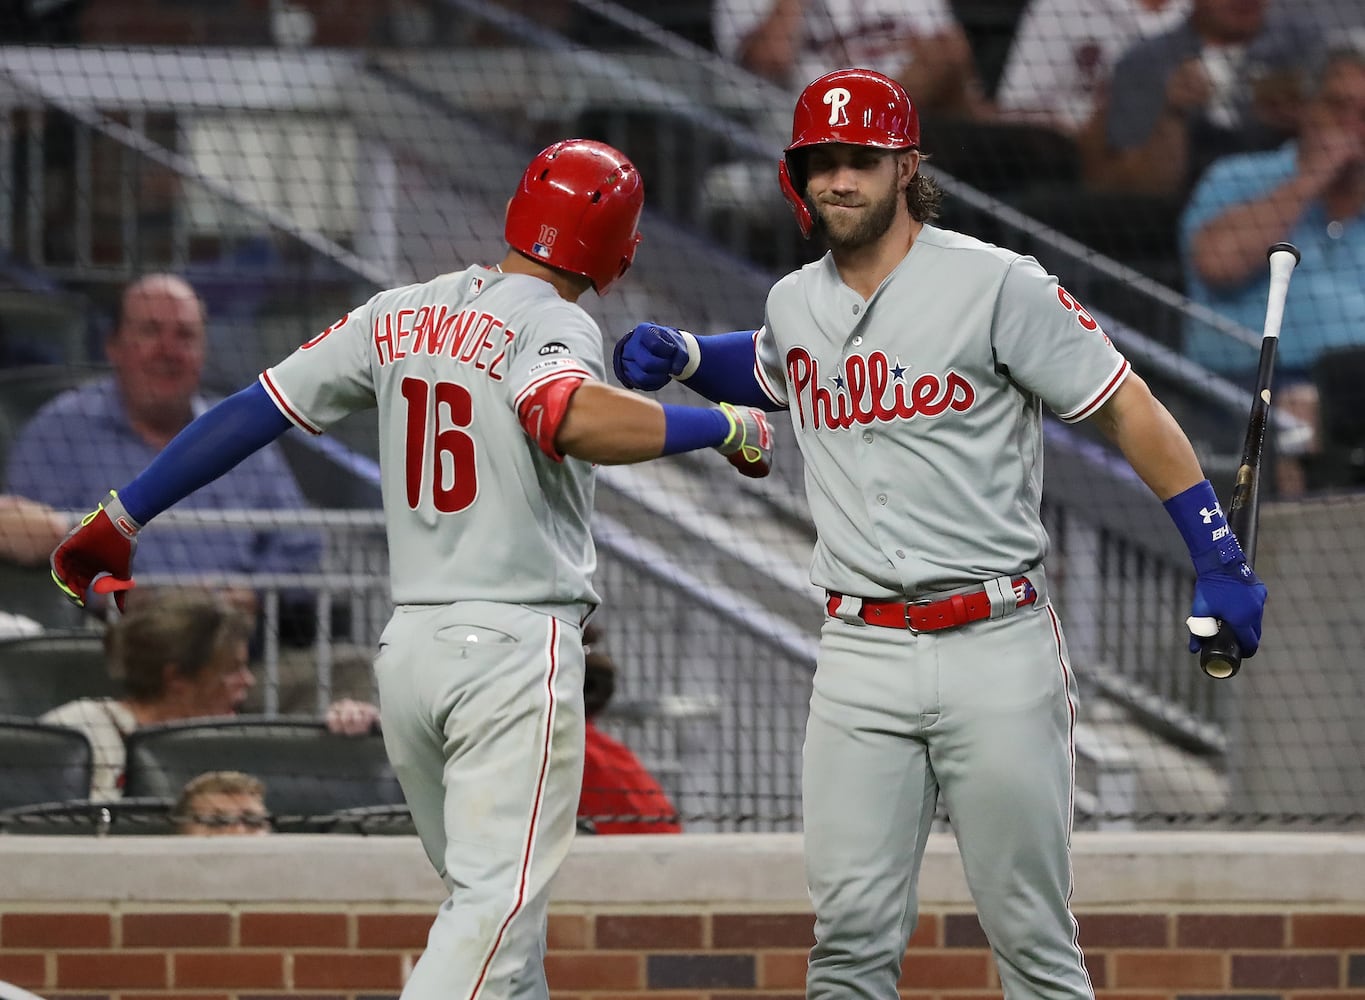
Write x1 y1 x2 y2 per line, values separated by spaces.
50 490 140 611
613 323 689 391
1186 559 1267 657
715 402 773 479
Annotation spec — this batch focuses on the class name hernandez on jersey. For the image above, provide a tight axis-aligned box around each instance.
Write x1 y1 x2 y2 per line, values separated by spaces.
371 303 514 377
262 273 592 461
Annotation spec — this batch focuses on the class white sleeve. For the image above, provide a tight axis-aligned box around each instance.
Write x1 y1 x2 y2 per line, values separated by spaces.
990 256 1130 423
261 301 378 434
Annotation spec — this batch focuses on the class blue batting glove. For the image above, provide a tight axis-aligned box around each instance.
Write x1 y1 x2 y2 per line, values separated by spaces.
613 323 689 391
1187 560 1267 656
1164 481 1268 657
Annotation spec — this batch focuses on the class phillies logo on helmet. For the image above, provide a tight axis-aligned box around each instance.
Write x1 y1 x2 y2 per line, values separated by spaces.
824 87 851 126
786 348 977 430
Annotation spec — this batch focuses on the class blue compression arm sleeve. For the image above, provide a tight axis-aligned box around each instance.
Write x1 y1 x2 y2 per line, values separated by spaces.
660 404 731 455
684 330 784 412
118 381 293 524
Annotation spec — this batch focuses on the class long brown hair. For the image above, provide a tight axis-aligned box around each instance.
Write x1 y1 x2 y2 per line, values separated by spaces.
906 152 943 223
108 592 252 700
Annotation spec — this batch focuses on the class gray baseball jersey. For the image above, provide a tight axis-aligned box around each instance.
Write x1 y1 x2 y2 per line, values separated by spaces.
261 266 604 607
753 224 1129 599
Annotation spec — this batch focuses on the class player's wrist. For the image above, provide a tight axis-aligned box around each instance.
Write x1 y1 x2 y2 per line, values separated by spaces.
98 490 143 540
659 403 731 455
675 330 701 381
1163 479 1243 568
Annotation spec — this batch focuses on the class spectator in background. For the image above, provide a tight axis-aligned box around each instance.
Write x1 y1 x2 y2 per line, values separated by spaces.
1085 0 1319 197
3 273 320 621
713 0 991 119
0 494 66 567
0 494 67 638
39 590 379 800
578 622 681 835
174 770 272 836
1180 40 1365 495
996 0 1191 138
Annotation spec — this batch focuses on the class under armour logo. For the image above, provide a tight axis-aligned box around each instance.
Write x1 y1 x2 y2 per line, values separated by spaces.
1199 504 1223 524
824 87 851 126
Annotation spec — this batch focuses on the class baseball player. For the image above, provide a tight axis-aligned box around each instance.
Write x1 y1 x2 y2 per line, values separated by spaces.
612 69 1266 1000
48 139 772 1000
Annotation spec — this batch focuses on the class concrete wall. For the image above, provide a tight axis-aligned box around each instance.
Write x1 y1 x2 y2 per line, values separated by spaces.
2 832 1363 998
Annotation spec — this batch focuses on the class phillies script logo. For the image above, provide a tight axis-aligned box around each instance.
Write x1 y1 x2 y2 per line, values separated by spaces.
787 348 977 429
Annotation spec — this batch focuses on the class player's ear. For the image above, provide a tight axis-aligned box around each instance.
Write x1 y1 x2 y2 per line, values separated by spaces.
899 151 920 189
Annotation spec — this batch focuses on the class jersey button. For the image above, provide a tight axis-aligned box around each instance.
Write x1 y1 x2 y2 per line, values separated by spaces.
896 549 906 559
852 335 863 346
877 494 887 505
862 431 873 443
852 305 861 315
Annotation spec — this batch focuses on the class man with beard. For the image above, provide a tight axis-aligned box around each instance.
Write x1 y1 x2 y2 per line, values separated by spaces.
611 67 1265 1000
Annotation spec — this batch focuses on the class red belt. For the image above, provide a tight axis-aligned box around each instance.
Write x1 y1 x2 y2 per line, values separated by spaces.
827 577 1037 632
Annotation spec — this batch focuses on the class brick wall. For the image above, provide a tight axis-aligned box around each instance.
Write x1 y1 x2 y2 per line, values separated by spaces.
2 833 1363 1000
1 905 1364 998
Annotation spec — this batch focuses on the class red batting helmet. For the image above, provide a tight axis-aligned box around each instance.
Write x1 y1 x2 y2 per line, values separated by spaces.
505 139 644 295
779 68 920 237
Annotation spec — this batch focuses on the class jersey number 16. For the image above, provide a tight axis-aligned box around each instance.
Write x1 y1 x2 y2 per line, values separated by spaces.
401 376 476 513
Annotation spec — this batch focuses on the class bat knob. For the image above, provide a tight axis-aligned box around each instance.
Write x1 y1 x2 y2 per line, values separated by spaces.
1198 622 1243 679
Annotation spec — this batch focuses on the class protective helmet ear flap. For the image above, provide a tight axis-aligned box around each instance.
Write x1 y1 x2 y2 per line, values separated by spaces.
778 157 814 239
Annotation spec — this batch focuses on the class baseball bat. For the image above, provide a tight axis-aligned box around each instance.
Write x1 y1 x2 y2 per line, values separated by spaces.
1197 241 1300 679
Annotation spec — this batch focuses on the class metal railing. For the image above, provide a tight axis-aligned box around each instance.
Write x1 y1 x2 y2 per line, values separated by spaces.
97 506 1145 830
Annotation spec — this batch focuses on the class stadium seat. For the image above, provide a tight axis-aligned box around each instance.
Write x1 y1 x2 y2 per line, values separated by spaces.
0 630 112 717
0 562 85 633
0 716 93 811
321 803 418 836
0 796 175 836
122 717 405 831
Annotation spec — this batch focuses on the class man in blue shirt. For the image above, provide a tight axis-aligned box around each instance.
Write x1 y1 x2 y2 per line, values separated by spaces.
3 273 320 611
1180 42 1365 493
1088 0 1319 197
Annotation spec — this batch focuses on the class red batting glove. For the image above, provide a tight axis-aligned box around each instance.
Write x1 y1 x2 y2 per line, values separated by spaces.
50 490 141 611
715 402 774 479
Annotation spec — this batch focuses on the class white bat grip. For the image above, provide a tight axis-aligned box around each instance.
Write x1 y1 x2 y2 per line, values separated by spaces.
1262 246 1299 341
